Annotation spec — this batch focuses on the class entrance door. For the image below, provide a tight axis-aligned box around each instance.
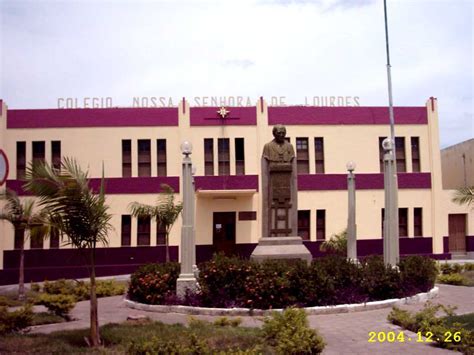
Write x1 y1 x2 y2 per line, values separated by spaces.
213 212 236 255
448 214 466 253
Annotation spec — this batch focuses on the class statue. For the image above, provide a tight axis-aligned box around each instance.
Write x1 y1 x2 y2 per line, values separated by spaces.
251 125 312 262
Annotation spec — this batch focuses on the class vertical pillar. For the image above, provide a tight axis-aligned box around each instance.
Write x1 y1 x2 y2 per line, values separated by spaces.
383 140 399 266
347 165 357 261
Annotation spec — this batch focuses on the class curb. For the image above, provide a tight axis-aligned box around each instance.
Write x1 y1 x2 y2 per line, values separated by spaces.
124 286 439 316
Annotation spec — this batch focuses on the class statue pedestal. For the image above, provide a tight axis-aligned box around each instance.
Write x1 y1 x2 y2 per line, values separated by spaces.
250 236 312 263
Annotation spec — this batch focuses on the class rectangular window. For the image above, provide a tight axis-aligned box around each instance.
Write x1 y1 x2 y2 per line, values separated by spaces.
411 137 420 172
204 139 214 176
50 228 59 249
316 209 326 240
314 137 325 173
32 141 45 164
137 139 151 177
298 210 310 240
137 216 150 246
381 208 385 237
399 208 408 237
296 138 309 174
14 228 24 250
414 208 423 237
218 138 230 175
122 140 132 177
157 221 166 245
395 137 406 172
121 215 131 246
379 137 385 173
51 141 61 170
157 139 167 176
30 235 43 249
235 138 245 175
16 142 26 179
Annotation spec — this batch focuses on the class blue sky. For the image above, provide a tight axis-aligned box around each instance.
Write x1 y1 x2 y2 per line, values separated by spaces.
0 0 472 148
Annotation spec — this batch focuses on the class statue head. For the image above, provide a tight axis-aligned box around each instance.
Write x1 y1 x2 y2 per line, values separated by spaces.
272 124 287 144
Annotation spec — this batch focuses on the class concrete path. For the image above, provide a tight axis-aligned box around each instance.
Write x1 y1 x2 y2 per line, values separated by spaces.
26 284 473 354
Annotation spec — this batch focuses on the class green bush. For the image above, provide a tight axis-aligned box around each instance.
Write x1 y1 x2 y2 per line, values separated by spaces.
319 230 347 255
127 333 210 354
128 262 180 304
213 316 242 327
439 263 464 275
399 255 438 293
37 293 76 320
0 304 33 334
464 263 474 272
437 273 465 286
41 279 126 301
361 256 402 300
262 308 325 354
96 280 127 298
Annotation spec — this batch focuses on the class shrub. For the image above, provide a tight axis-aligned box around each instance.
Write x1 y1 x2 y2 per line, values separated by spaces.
399 255 438 294
464 263 474 272
361 256 402 300
43 279 76 296
128 262 180 304
0 304 33 334
319 230 347 255
262 308 325 354
127 333 209 354
213 316 242 327
437 273 465 286
30 282 41 293
96 280 127 298
37 293 76 320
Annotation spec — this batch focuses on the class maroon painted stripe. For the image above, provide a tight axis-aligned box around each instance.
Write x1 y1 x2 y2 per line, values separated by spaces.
6 176 180 196
190 107 257 126
7 107 179 128
0 99 3 116
194 175 259 190
297 173 431 190
268 106 428 125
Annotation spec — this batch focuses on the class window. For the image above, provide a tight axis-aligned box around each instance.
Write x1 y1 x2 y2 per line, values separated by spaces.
204 139 214 176
32 141 45 163
50 228 59 249
157 139 167 176
314 138 325 173
218 138 230 175
157 221 166 245
411 137 420 172
379 137 406 172
122 140 132 177
414 208 423 237
395 137 406 172
51 141 61 170
121 215 131 246
30 235 43 249
296 138 309 174
235 138 245 175
399 208 408 237
16 142 26 179
137 139 151 177
381 208 385 237
298 210 310 240
14 228 24 250
316 209 326 240
137 216 150 246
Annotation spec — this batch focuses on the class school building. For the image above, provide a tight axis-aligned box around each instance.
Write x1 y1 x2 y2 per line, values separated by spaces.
0 97 472 284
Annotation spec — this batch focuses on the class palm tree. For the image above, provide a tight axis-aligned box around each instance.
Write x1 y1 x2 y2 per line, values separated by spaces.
129 183 182 262
24 158 112 347
452 186 474 207
0 188 48 301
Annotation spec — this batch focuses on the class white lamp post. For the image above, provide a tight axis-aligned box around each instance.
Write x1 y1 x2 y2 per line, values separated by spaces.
176 140 197 298
346 161 357 261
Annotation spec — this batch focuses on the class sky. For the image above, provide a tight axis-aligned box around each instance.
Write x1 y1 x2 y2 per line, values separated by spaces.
0 0 472 148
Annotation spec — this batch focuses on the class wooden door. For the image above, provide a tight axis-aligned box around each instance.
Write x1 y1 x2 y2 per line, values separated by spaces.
448 214 466 253
213 212 236 255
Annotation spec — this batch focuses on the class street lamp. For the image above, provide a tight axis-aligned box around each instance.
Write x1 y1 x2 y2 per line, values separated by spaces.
346 161 357 261
176 140 197 298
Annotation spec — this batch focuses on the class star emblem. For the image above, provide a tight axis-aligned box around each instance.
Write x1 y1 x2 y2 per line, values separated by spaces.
217 106 230 118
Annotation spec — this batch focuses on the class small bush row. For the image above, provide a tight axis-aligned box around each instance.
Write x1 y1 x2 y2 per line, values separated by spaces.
0 305 33 335
439 263 474 275
388 302 473 354
128 254 438 309
35 279 126 301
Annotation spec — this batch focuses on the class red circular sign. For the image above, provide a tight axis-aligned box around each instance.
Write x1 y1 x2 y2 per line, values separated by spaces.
0 149 9 186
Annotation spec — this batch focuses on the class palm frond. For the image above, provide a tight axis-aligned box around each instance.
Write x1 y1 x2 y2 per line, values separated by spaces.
452 186 474 207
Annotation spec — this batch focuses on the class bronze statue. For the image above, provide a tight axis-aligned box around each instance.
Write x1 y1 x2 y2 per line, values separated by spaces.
262 125 295 164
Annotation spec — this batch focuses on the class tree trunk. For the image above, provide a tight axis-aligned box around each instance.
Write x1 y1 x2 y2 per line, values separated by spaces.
18 229 25 301
89 248 100 346
165 232 170 263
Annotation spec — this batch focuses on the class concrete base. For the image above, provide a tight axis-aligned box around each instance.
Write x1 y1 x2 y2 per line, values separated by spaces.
250 236 312 263
176 274 198 298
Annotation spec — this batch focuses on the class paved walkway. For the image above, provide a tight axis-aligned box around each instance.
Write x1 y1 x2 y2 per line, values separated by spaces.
26 284 473 354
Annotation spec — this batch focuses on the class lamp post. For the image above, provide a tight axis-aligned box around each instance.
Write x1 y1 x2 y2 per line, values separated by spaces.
176 140 197 298
346 161 357 261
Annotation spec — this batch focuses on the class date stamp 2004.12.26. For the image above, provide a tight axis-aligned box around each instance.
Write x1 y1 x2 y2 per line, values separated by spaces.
368 331 462 343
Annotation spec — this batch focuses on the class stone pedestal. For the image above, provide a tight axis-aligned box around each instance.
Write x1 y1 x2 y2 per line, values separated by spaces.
250 236 312 263
176 274 198 298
